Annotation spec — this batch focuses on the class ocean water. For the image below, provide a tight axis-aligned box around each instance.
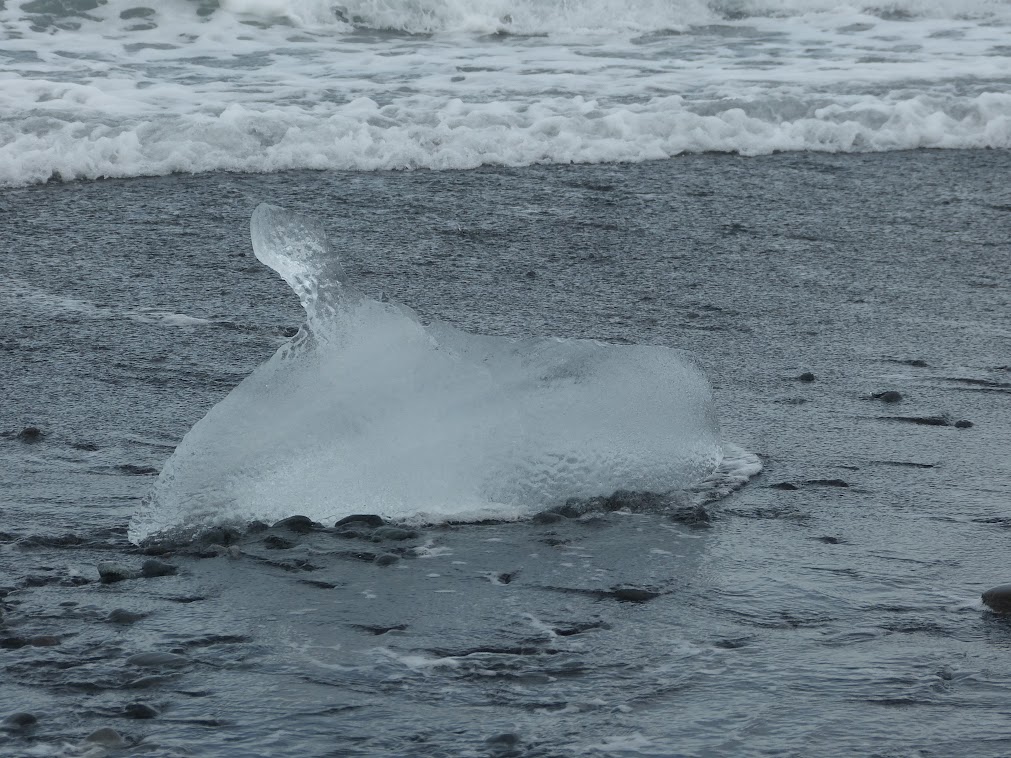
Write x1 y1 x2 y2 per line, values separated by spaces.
3 1 1011 756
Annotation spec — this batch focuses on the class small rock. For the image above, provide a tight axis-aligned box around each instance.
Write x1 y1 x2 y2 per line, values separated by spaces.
272 515 319 534
0 637 27 649
805 479 849 488
669 504 711 527
612 587 662 602
86 727 125 748
335 514 385 529
98 562 138 583
28 635 60 647
140 559 177 578
954 420 973 429
872 390 903 403
982 584 1011 614
375 553 400 567
531 510 563 525
263 535 296 550
197 526 241 546
798 372 816 382
246 520 269 534
1 712 37 731
16 426 44 443
371 527 418 542
818 535 842 544
124 702 158 719
127 652 189 669
770 482 799 491
108 609 147 624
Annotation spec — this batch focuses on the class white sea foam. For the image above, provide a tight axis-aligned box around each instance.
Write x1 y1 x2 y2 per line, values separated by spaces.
128 205 723 542
1 0 1009 187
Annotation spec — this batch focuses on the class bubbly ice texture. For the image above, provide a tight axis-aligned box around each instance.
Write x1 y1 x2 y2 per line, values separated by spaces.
2 0 1010 187
127 205 722 542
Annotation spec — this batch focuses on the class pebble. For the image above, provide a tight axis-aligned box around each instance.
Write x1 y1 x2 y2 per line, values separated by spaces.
108 609 147 624
124 702 158 719
531 510 563 524
954 420 973 429
798 372 816 382
982 584 1011 614
872 390 903 403
272 515 319 533
771 482 799 491
86 727 125 748
375 553 400 567
16 426 44 443
1 712 37 731
140 559 177 578
263 535 296 550
127 652 189 669
98 562 138 583
371 527 418 541
335 514 385 529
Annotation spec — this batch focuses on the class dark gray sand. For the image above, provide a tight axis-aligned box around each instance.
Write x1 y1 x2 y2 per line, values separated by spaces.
2 150 1011 756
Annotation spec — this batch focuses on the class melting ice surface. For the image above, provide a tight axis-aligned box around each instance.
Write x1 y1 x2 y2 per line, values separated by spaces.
128 205 722 543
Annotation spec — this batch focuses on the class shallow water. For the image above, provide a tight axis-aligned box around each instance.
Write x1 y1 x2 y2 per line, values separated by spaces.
2 150 1011 756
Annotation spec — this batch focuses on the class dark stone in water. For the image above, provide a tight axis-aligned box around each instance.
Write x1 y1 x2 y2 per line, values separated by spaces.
108 609 147 624
611 587 662 602
246 520 269 534
954 419 973 429
124 702 158 720
335 514 385 529
880 415 951 427
770 482 799 490
798 372 816 382
532 510 563 524
86 727 125 748
1 712 37 731
263 535 296 550
669 504 711 527
375 553 400 567
805 479 849 488
16 426 44 443
872 390 903 403
127 652 189 669
335 528 366 540
98 562 138 583
0 637 28 649
140 559 177 578
198 526 242 546
552 502 584 518
602 490 667 511
371 527 418 542
273 515 319 533
818 535 842 544
982 584 1011 614
28 635 60 647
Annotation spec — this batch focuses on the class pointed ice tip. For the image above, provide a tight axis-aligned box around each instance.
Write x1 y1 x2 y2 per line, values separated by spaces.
249 203 349 315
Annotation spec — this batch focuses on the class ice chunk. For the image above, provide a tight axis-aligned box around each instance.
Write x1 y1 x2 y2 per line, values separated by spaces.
128 205 722 543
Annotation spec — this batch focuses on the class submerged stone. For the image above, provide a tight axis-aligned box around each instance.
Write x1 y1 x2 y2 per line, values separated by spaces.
86 727 125 748
872 390 903 403
140 559 177 578
371 526 418 541
124 702 158 719
1 712 37 731
127 652 189 669
109 609 147 624
375 553 400 567
797 372 816 382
